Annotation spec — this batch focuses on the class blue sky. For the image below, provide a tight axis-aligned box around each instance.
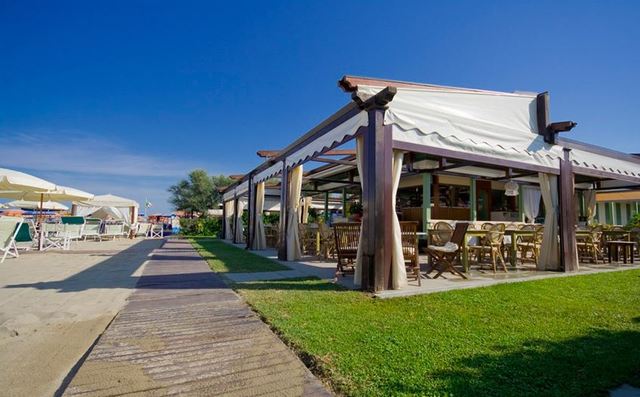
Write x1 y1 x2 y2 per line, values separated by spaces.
1 1 639 213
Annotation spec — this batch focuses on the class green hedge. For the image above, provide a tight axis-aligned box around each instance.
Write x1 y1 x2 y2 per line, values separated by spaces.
179 216 221 237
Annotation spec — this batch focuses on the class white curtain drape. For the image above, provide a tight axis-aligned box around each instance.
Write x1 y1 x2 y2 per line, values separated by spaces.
234 200 245 243
251 182 267 250
286 165 303 260
584 189 597 224
391 150 408 289
522 186 541 223
354 136 365 287
224 200 234 240
302 197 312 224
538 173 559 270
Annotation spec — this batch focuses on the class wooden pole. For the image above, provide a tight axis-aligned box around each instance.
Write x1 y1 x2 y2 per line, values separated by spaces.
277 163 289 260
470 177 477 222
232 197 239 244
246 174 254 249
324 191 329 223
559 148 579 272
221 200 227 239
422 173 431 232
361 107 394 291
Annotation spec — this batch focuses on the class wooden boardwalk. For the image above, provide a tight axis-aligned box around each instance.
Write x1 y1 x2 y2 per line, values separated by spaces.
63 239 330 397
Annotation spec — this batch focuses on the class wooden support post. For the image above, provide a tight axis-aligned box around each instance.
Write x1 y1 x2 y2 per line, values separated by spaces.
470 177 477 222
517 185 525 222
559 148 579 272
221 200 227 239
324 191 330 223
342 188 348 218
361 106 394 291
422 173 431 232
246 174 254 249
278 163 289 260
232 197 239 244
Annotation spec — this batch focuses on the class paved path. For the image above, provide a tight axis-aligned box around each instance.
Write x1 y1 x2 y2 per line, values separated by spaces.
63 239 330 397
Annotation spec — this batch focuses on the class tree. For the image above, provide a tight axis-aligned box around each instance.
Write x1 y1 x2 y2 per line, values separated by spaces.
168 170 233 215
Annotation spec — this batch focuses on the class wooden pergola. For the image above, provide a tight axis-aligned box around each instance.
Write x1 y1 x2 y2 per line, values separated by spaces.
221 76 640 292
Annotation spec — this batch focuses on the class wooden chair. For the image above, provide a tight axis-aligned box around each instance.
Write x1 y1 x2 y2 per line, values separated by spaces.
299 224 319 256
264 225 279 248
469 223 508 273
425 222 469 279
400 221 420 286
577 226 602 264
333 222 361 275
515 224 537 263
319 223 335 259
431 221 453 246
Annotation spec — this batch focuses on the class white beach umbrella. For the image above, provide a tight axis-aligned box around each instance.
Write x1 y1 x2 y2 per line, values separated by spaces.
74 194 138 208
6 200 69 211
0 168 56 192
0 185 94 202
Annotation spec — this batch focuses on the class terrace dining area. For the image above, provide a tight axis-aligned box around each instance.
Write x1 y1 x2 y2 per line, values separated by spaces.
221 76 640 293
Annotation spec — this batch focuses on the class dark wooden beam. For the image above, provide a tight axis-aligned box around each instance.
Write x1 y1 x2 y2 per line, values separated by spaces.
246 173 255 250
559 148 579 272
312 157 356 166
232 197 239 244
488 171 538 181
572 166 640 185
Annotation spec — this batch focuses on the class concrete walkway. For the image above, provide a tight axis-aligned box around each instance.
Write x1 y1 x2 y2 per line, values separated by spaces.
63 239 331 396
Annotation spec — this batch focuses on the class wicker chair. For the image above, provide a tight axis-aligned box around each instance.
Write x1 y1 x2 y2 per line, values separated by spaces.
577 225 602 263
431 221 453 246
333 222 361 275
400 221 420 286
469 223 508 272
425 222 469 279
319 223 335 259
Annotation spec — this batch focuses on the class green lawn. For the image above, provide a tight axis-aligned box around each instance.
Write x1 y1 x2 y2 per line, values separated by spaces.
191 238 289 273
192 240 640 396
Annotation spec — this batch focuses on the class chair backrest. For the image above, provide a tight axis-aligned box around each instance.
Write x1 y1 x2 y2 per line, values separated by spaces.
432 221 454 245
63 223 85 238
83 218 102 234
61 216 85 225
450 222 470 247
42 221 62 234
104 221 125 235
486 223 505 244
333 223 361 254
14 222 33 243
0 216 23 249
400 221 418 256
481 222 494 231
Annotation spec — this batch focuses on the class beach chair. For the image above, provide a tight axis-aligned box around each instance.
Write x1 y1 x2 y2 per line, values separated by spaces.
102 220 125 239
1 216 24 263
60 216 86 250
135 222 152 238
41 221 64 250
425 222 469 279
15 220 36 251
149 224 164 238
82 218 103 241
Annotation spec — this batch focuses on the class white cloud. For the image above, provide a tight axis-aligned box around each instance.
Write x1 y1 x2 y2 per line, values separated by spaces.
0 130 215 177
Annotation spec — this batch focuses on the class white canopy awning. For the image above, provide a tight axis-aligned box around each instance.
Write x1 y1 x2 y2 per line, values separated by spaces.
355 85 564 170
74 194 139 208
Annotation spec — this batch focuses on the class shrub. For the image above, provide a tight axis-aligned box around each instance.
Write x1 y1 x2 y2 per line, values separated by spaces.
626 212 640 229
180 216 221 237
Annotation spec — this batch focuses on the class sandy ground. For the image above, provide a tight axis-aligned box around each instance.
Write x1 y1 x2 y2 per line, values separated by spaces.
0 238 164 397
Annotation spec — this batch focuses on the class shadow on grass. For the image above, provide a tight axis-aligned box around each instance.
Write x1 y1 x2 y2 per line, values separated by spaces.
425 329 640 397
232 277 349 292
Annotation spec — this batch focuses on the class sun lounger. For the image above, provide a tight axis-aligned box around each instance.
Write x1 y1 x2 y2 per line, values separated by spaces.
0 216 24 263
149 224 164 238
82 218 103 241
15 220 36 251
135 222 152 238
41 221 64 250
102 220 126 239
60 216 86 250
